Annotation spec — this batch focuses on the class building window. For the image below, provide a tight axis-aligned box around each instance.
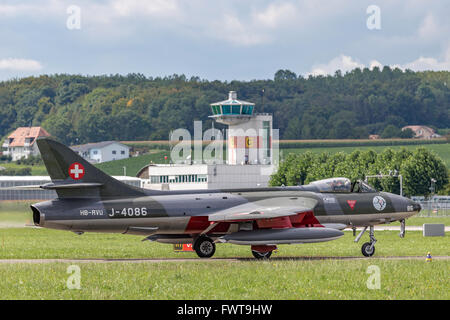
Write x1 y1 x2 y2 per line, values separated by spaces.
263 121 271 158
222 105 231 114
150 176 159 184
148 174 208 184
232 105 240 114
121 150 125 155
112 150 117 155
93 150 98 155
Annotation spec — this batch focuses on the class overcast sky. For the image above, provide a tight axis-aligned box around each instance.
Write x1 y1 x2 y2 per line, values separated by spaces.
0 0 449 81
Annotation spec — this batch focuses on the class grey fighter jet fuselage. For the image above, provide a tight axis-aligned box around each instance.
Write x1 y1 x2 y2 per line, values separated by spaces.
29 138 421 258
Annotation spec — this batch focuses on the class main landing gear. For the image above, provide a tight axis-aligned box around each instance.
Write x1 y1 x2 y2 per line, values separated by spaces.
251 245 276 259
193 236 276 260
251 250 273 259
193 236 216 258
354 226 377 257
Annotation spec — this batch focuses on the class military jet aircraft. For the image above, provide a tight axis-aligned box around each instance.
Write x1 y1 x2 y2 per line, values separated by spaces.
22 138 420 259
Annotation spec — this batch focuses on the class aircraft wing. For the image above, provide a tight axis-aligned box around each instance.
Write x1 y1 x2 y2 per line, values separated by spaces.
208 197 318 223
208 198 345 245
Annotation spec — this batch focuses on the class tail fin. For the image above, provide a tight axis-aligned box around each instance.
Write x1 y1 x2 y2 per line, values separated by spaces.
37 138 147 198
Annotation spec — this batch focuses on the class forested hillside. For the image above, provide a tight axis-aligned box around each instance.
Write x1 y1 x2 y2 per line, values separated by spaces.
0 68 448 145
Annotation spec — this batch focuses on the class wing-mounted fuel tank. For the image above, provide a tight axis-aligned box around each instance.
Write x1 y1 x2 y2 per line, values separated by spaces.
218 227 344 245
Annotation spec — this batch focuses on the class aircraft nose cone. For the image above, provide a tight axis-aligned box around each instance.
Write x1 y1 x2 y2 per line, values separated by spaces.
412 201 421 212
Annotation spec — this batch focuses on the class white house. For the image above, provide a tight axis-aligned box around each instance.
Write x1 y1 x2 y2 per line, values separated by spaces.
71 141 130 163
2 127 51 161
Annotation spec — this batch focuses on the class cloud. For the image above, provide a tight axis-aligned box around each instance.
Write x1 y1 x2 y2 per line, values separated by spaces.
252 2 298 29
212 14 270 46
398 48 450 71
0 1 63 16
0 58 43 71
306 49 450 76
111 0 180 18
417 13 440 38
307 55 365 76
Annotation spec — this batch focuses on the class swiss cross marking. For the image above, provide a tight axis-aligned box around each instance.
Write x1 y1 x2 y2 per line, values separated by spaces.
69 162 85 180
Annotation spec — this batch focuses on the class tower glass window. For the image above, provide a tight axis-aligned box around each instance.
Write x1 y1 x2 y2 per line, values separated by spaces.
222 105 231 114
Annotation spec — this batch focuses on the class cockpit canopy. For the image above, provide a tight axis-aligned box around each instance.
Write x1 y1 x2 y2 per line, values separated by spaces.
309 178 352 193
352 180 377 193
303 178 377 193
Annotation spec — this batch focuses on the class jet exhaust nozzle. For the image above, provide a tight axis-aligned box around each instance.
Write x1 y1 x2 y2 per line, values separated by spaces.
31 205 44 227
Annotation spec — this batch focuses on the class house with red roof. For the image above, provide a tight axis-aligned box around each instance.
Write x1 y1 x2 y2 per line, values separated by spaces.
2 127 51 161
401 125 441 139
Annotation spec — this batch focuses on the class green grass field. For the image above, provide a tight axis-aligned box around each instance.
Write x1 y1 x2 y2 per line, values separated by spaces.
0 162 48 175
0 227 448 300
0 201 449 300
94 150 168 176
0 259 448 299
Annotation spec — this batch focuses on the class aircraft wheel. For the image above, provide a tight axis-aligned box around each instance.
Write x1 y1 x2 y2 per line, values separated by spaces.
361 242 375 257
194 236 216 258
252 250 272 259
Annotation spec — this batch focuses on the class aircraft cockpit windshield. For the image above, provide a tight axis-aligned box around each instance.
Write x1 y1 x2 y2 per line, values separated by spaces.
309 178 352 193
352 180 377 193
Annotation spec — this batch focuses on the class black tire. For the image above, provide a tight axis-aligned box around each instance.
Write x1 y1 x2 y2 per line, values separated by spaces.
252 250 272 259
361 242 375 257
194 237 216 258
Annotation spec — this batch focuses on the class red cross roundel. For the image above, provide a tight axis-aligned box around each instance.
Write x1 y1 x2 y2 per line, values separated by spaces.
69 162 85 180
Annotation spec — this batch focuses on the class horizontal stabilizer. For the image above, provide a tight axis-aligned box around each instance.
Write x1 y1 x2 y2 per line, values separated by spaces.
0 185 43 191
41 182 103 190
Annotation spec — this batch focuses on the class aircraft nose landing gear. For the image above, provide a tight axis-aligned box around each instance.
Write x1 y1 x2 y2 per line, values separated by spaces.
399 219 406 238
355 225 377 257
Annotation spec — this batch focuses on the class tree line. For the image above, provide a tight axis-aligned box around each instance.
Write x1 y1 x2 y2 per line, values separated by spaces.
269 148 448 196
0 68 448 145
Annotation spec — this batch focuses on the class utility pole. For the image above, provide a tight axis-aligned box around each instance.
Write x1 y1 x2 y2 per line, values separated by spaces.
261 89 265 110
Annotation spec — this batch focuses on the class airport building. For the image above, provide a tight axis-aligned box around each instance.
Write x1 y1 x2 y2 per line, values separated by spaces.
137 91 276 190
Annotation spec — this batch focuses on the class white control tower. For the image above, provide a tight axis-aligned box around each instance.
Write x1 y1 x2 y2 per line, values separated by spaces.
139 91 275 191
209 91 272 165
